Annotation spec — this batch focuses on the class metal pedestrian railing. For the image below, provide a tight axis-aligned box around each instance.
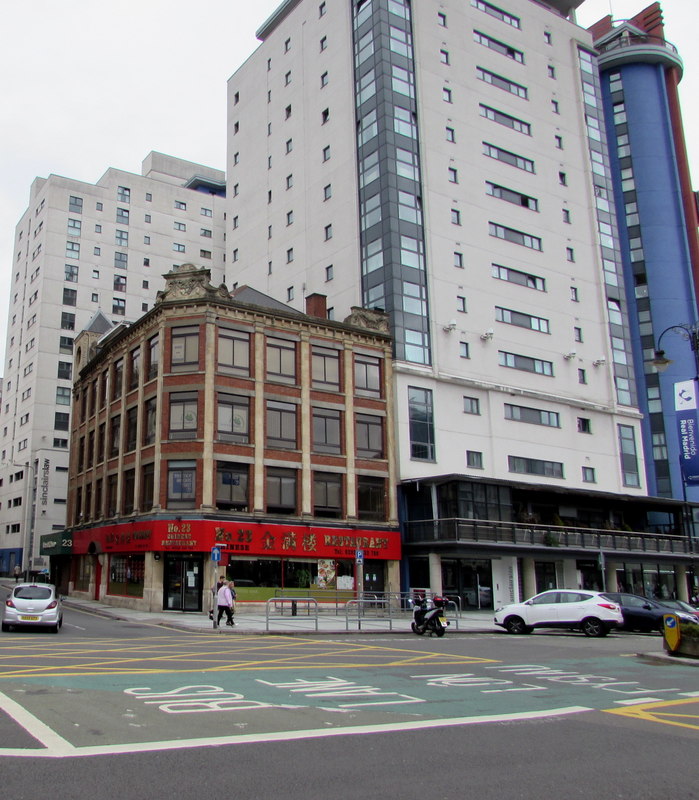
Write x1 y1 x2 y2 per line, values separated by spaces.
265 597 319 631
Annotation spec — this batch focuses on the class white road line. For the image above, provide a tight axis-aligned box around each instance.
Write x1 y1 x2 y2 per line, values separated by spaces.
613 698 665 705
0 705 591 759
679 691 699 697
0 690 75 756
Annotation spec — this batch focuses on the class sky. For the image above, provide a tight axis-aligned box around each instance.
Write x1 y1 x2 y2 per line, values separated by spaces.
0 0 696 366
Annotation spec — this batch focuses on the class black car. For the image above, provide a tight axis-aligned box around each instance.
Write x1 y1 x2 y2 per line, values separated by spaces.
601 592 698 633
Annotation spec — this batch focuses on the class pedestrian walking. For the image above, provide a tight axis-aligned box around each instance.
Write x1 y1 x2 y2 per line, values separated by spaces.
13 565 21 583
229 581 237 624
217 581 234 627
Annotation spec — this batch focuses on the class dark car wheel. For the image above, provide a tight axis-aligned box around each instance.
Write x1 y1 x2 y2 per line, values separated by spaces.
1 623 9 633
505 616 531 635
581 617 608 637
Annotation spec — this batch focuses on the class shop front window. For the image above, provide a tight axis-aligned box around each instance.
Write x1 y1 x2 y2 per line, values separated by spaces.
74 555 92 592
108 554 145 597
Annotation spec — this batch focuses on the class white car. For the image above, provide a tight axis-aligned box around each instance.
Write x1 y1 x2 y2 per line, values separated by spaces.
2 583 63 633
494 589 623 637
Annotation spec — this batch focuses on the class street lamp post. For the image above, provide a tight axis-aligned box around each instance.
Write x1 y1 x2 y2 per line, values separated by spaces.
652 323 699 378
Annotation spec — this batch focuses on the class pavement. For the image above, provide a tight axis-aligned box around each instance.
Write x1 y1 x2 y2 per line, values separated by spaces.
59 592 499 636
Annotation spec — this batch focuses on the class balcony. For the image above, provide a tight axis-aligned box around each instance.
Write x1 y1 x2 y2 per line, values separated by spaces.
595 33 683 77
404 518 696 558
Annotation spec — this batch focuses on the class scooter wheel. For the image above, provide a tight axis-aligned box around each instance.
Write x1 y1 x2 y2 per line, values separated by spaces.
411 622 425 635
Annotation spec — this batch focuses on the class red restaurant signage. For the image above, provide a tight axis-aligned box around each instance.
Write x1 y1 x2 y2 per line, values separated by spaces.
70 519 401 561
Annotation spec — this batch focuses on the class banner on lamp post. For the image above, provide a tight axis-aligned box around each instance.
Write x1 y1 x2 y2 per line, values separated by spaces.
674 379 699 484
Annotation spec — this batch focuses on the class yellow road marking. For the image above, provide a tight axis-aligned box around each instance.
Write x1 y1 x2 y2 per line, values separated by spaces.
605 697 699 732
0 636 498 678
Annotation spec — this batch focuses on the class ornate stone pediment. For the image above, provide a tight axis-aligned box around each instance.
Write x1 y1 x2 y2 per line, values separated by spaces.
343 306 390 333
155 263 229 304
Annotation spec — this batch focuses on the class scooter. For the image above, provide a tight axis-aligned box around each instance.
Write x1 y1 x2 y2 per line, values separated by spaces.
411 595 449 637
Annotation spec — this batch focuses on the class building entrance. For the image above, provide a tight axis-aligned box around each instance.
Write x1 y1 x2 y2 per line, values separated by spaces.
163 555 203 611
441 558 493 610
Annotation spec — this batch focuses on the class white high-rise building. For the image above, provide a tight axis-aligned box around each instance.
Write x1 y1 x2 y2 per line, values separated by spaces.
225 0 696 604
0 152 225 576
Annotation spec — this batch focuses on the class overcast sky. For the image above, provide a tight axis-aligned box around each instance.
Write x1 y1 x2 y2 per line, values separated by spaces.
0 0 696 366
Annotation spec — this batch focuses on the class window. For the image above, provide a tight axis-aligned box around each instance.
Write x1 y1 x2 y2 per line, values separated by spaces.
67 218 81 236
125 407 138 452
323 184 332 200
457 296 466 313
266 467 297 515
574 327 583 343
446 126 455 142
312 346 340 390
577 417 592 434
167 461 196 507
551 99 560 113
555 135 563 149
115 229 129 247
438 11 447 26
466 451 483 469
322 145 331 161
440 49 450 65
69 196 83 213
508 456 564 478
483 142 534 172
114 252 128 269
618 425 640 487
174 221 186 231
201 207 212 217
286 248 294 263
496 306 549 333
321 108 329 124
472 0 520 28
146 334 159 380
357 476 385 521
451 209 461 225
65 241 80 259
169 393 198 439
174 200 187 210
321 71 328 88
65 263 78 282
442 87 453 103
62 287 77 306
499 350 553 376
570 286 579 302
559 171 568 186
116 208 129 224
143 397 157 445
313 473 342 519
54 411 70 431
492 263 545 291
171 327 199 369
112 298 125 316
355 354 381 396
582 467 596 483
489 222 542 251
216 463 249 511
454 252 464 269
57 361 72 380
217 394 249 443
505 404 559 427
324 224 333 240
448 167 458 183
486 182 538 211
463 396 480 415
325 264 333 282
312 407 341 454
218 329 250 375
59 336 73 354
473 30 524 62
173 243 186 253
563 209 571 224
109 415 121 457
114 275 127 292
476 67 527 99
578 368 587 384
287 286 294 302
320 35 327 51
408 387 435 461
266 337 296 383
355 413 383 459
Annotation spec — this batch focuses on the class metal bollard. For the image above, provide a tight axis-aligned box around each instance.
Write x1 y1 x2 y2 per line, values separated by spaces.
291 600 297 616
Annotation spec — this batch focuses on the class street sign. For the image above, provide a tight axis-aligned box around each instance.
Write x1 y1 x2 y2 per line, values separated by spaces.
211 547 221 562
355 549 364 564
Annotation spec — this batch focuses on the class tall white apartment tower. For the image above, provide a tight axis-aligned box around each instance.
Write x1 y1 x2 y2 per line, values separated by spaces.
0 153 225 576
226 1 697 604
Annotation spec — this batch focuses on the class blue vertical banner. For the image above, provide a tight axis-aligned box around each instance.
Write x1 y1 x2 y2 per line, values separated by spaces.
674 379 699 484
